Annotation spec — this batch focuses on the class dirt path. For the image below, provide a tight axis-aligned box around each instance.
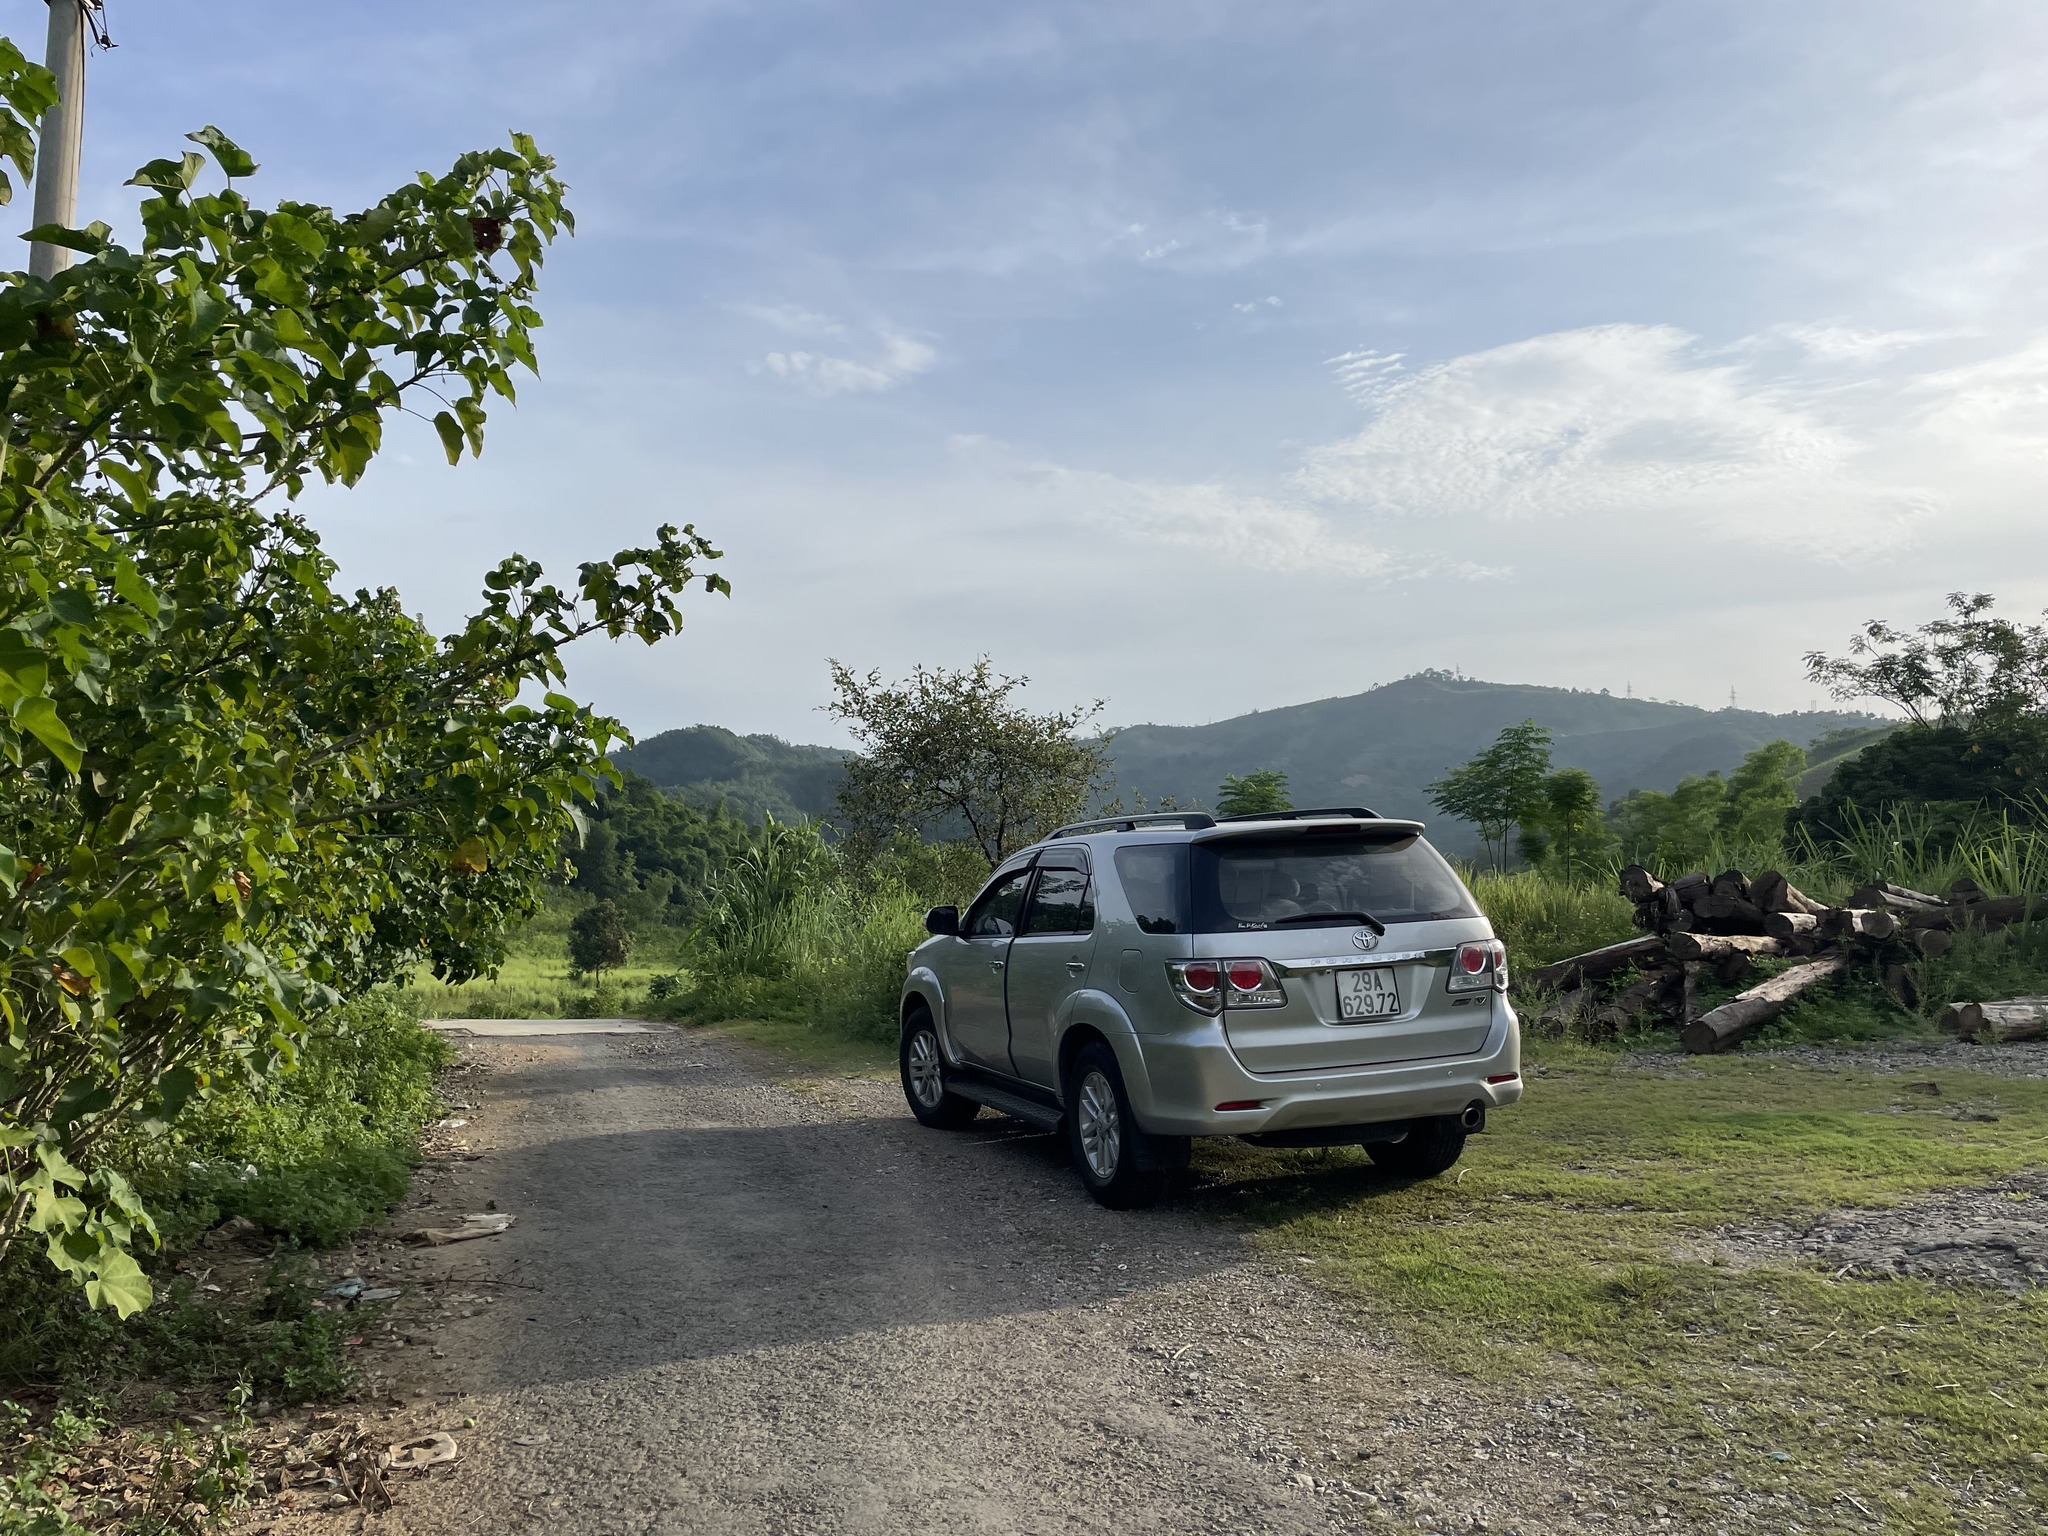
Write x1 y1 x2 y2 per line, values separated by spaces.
297 1024 1668 1536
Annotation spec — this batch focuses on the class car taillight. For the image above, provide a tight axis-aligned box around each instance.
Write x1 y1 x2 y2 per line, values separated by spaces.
1447 940 1507 993
1168 960 1223 1015
1169 958 1286 1013
1223 958 1286 1008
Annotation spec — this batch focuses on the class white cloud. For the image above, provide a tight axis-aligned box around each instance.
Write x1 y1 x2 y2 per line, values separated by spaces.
1295 323 1939 552
1233 295 1283 314
948 435 1396 578
759 328 937 396
732 302 847 338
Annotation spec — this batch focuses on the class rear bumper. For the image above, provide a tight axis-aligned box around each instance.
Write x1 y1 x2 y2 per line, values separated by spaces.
1119 999 1523 1137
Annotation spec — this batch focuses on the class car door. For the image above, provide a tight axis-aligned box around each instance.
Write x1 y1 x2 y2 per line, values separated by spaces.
1002 849 1098 1089
943 861 1035 1071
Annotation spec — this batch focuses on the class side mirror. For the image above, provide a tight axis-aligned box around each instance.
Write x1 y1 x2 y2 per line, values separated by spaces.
925 905 960 937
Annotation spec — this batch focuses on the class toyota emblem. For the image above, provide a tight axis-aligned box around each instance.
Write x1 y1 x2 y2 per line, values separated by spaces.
1350 928 1379 952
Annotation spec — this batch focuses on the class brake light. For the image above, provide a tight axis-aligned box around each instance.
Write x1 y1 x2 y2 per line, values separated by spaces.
1168 960 1223 1014
1448 940 1508 993
1169 958 1287 1012
1223 957 1286 1008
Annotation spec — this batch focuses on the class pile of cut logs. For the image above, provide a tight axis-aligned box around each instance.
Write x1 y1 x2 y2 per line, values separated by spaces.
1523 865 2047 1054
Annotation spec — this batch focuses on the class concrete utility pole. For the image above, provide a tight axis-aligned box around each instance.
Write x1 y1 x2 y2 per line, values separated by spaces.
28 0 90 281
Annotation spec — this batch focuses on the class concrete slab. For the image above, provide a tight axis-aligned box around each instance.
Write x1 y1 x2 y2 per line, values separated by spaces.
424 1018 655 1037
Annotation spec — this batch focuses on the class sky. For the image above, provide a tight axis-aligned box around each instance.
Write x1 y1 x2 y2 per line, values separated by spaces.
19 0 2048 744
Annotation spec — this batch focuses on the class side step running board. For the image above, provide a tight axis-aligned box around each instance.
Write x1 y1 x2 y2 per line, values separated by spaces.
950 1078 1065 1132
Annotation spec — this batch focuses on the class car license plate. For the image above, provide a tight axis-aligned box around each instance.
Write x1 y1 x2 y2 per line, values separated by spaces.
1336 968 1401 1021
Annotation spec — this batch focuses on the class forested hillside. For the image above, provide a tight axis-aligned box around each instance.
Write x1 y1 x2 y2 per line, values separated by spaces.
616 725 849 822
623 676 1888 845
1099 673 1886 822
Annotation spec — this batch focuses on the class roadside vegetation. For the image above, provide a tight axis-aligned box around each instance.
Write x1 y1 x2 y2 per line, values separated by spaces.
0 38 725 1527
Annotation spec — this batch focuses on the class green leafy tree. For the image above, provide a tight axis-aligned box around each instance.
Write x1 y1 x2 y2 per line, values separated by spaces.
1215 769 1292 817
827 659 1111 868
1609 741 1809 869
1719 739 1806 845
1799 594 2048 842
0 55 724 1311
1521 766 1617 876
567 899 634 980
1805 592 2048 728
1428 720 1553 869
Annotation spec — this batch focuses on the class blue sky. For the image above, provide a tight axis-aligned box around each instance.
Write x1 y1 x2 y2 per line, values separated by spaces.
21 1 2048 742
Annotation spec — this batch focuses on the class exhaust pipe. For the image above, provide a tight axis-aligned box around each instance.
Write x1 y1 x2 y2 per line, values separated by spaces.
1459 1102 1486 1132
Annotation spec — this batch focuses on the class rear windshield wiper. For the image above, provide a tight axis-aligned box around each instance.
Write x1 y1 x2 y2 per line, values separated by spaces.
1270 909 1386 935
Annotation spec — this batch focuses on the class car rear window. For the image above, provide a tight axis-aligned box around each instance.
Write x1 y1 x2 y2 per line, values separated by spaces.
1190 832 1477 932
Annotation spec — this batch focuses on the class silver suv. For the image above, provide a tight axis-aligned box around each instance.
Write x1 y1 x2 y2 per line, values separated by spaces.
898 809 1523 1207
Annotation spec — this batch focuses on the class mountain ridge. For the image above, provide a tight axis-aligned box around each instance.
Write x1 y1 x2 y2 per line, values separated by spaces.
616 675 1891 848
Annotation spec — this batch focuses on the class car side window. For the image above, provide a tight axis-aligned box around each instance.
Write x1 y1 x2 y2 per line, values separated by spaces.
1113 844 1187 934
1021 865 1093 935
965 869 1033 938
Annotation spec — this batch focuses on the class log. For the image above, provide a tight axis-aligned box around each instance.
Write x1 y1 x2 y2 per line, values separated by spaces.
1594 968 1679 1032
1715 949 1758 986
1904 894 2046 933
1883 963 1919 1010
1913 927 1955 959
1688 893 1768 932
1751 871 1826 916
1821 907 1897 941
1710 869 1752 901
1523 935 1668 991
1681 961 1705 1025
1667 932 1784 962
1761 911 1819 943
1682 954 1851 1054
1618 865 1664 905
1537 987 1594 1036
1669 871 1711 907
1941 997 2048 1043
1849 882 1944 913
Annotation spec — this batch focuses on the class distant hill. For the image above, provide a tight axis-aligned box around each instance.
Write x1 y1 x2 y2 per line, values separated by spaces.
616 677 1890 848
1101 674 1887 849
614 726 848 823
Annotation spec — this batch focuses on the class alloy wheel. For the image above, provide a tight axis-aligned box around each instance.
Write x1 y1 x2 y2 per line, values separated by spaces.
1077 1069 1122 1180
907 1028 945 1109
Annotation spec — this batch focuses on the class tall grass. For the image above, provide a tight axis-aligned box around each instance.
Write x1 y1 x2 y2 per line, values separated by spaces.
679 819 936 1043
1466 868 1637 969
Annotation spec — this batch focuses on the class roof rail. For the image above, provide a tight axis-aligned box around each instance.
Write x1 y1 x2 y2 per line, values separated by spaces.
1049 811 1218 838
1214 806 1380 823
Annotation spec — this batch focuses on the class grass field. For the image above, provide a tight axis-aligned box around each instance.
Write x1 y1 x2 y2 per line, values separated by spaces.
1202 1048 2048 1533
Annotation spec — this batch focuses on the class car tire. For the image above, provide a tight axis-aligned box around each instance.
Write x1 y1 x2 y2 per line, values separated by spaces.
1064 1040 1169 1209
900 1007 981 1130
1367 1117 1467 1177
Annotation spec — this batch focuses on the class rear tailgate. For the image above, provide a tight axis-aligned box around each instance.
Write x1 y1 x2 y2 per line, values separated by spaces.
1209 927 1494 1074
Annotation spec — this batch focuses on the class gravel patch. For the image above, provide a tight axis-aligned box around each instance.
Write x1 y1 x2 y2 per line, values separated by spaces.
258 1025 1760 1536
1713 1170 2048 1292
1616 1037 2048 1080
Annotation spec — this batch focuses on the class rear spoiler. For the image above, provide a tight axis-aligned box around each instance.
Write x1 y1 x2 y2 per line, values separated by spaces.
1193 815 1425 842
1214 806 1379 823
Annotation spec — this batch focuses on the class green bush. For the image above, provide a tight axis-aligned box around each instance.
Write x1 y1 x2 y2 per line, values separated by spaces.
0 991 448 1399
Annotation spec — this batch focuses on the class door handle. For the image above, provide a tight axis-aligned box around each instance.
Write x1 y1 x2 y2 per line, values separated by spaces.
990 960 1006 973
1066 961 1087 975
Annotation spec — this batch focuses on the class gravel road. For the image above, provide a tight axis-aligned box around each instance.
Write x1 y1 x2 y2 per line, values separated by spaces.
297 1025 1702 1536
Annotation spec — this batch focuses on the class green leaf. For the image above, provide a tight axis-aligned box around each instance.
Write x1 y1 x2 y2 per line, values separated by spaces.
186 124 258 178
19 222 107 254
84 1249 153 1318
11 696 81 772
432 411 464 465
